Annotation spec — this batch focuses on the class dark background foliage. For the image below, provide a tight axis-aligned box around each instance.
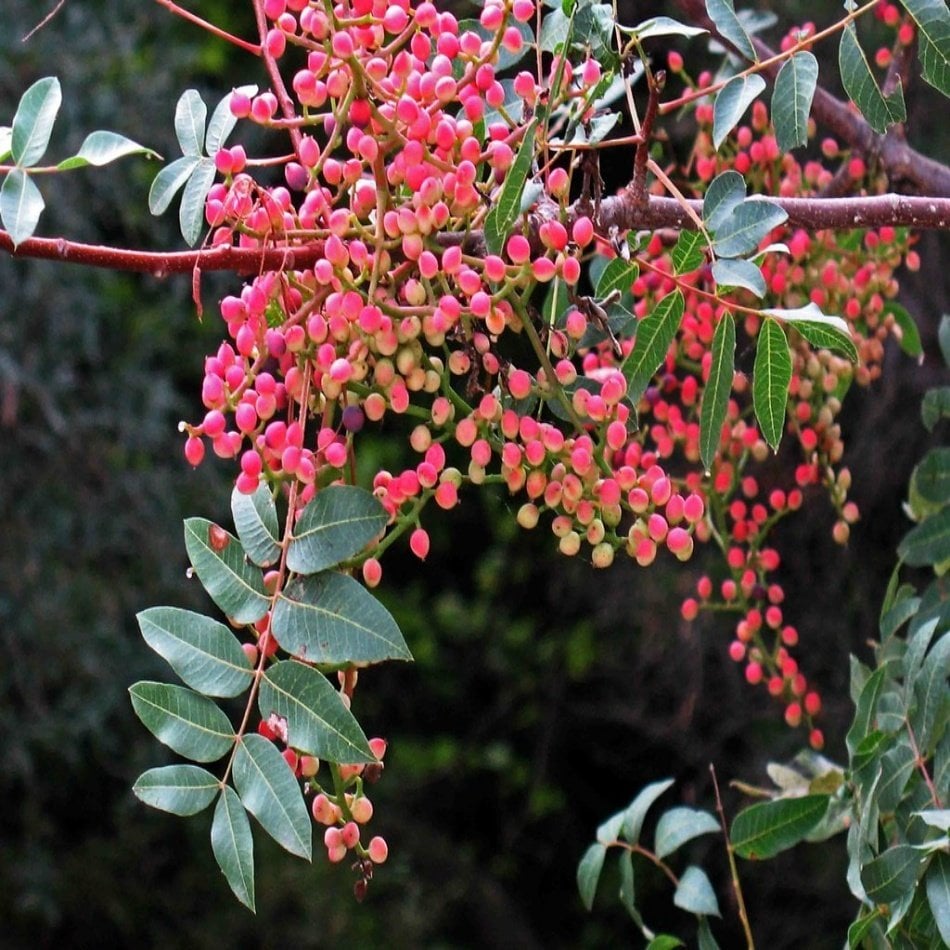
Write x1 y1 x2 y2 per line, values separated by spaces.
1 1 947 947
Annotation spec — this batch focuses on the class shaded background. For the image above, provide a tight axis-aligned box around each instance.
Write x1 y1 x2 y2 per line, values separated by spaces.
1 1 947 947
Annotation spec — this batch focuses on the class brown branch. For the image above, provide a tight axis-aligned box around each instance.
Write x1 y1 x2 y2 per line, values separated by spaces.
152 0 261 55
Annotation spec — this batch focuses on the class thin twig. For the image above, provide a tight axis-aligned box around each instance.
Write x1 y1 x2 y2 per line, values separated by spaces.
22 0 67 42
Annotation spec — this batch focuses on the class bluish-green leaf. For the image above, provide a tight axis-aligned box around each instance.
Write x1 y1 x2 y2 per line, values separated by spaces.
712 74 766 149
56 131 159 170
752 317 791 451
184 518 269 625
655 807 720 859
713 200 788 258
624 291 685 404
899 507 950 567
915 809 950 832
700 312 735 471
697 917 721 950
627 16 707 40
927 852 950 946
271 572 412 665
11 77 62 168
539 7 572 53
233 734 311 860
129 681 235 762
595 257 639 300
731 795 829 859
0 168 44 247
137 606 254 698
483 121 536 256
772 52 819 152
175 89 207 158
923 386 950 431
671 230 706 276
861 844 925 904
621 778 676 843
206 85 257 156
149 155 201 216
231 484 281 568
674 865 721 917
287 485 388 574
618 849 648 930
180 157 215 246
703 170 746 232
916 448 950 505
133 765 220 816
710 259 765 297
577 842 606 910
596 809 626 845
211 786 255 911
839 23 906 133
705 0 757 61
259 660 375 763
877 741 916 813
902 0 950 94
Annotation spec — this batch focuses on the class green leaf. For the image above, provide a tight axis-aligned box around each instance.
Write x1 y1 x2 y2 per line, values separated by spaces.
180 157 216 246
287 485 388 575
596 809 626 845
211 786 255 911
595 257 639 300
883 301 922 359
627 16 707 40
762 303 855 354
11 77 62 168
881 594 921 640
654 807 720 859
927 852 950 946
646 936 684 950
922 386 950 431
618 849 648 930
916 448 950 505
913 631 950 751
839 23 906 133
133 765 220 816
183 518 270 625
259 660 375 763
712 74 766 149
902 0 950 94
233 734 311 860
483 121 536 256
577 843 606 911
731 795 829 859
175 89 207 158
848 665 888 755
772 52 819 152
206 85 257 156
623 290 685 404
713 200 788 258
710 259 765 297
671 230 706 275
539 7 572 53
705 0 757 61
149 155 201 216
877 741 917 812
899 508 950 568
674 865 721 917
56 131 159 170
700 312 736 471
862 844 925 904
621 778 676 843
703 170 746 232
0 168 45 247
271 572 412 665
231 485 281 568
848 908 886 948
697 916 721 950
752 317 791 451
129 681 235 762
137 606 253 698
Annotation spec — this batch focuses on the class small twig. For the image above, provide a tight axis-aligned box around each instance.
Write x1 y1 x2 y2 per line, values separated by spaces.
22 0 67 42
152 0 261 55
631 71 665 206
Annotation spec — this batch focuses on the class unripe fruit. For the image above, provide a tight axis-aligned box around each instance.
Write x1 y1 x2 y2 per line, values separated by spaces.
368 836 389 863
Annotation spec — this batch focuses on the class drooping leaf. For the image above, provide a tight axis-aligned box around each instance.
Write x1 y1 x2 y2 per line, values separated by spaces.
623 291 685 404
712 74 766 149
577 843 606 910
179 157 216 246
762 303 855 354
713 200 788 258
899 507 950 568
861 844 925 904
0 168 44 247
483 121 536 255
626 15 707 40
175 89 207 158
271 572 412 665
731 795 829 859
703 170 746 232
697 917 722 950
671 230 706 276
700 312 735 471
233 734 311 860
674 866 722 917
133 765 220 816
56 131 159 170
148 155 201 216
916 448 950 505
902 0 950 94
231 484 281 568
183 518 270 625
704 0 757 61
11 76 62 168
621 778 676 843
710 259 766 297
883 301 923 359
654 807 720 859
259 660 375 763
912 631 950 751
927 852 950 946
211 786 255 911
618 849 648 930
137 606 254 698
839 23 906 133
595 257 639 300
206 85 257 156
847 665 888 755
752 317 791 451
129 681 235 762
287 485 388 575
786 319 859 361
772 52 819 152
